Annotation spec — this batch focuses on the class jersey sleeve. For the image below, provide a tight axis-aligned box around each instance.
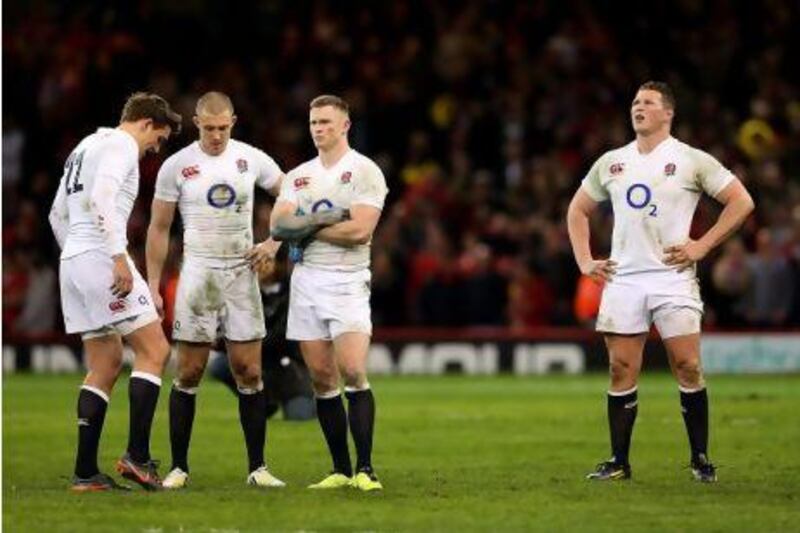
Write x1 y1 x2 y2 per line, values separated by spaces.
276 169 299 206
692 148 735 197
89 139 137 256
154 155 181 202
352 160 389 209
48 172 69 249
580 156 609 202
252 148 283 193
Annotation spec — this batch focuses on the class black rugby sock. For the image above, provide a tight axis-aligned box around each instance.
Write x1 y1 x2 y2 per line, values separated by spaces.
127 372 162 463
608 388 638 466
316 393 352 476
75 386 109 479
345 387 375 472
238 385 268 473
680 388 709 462
169 383 197 472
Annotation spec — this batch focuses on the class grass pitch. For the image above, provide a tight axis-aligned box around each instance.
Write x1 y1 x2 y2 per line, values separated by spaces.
3 373 799 532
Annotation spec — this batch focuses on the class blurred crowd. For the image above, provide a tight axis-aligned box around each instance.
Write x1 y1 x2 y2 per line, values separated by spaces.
4 0 800 345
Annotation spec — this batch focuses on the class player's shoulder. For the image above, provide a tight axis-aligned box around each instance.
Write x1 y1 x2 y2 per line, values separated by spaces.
589 141 635 170
349 150 384 175
226 138 253 155
287 156 318 177
228 139 277 163
160 142 200 172
668 137 719 165
671 137 709 156
92 127 137 155
608 141 638 160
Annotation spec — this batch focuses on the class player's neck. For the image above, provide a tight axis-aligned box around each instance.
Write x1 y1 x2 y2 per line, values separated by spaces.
635 129 671 155
318 142 350 169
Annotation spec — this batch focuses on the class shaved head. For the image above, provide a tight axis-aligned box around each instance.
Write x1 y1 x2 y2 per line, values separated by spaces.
196 91 234 116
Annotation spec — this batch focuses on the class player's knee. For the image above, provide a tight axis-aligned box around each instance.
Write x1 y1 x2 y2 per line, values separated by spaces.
341 368 368 389
230 360 261 388
609 358 636 385
310 372 339 394
176 363 205 388
674 358 704 388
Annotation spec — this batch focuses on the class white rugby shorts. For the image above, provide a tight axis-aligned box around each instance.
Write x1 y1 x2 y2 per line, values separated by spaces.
596 272 703 338
172 258 265 343
59 249 157 338
287 264 372 341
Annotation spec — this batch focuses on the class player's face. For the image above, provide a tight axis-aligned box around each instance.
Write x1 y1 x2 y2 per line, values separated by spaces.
631 89 673 135
141 122 172 156
309 106 350 151
195 111 236 156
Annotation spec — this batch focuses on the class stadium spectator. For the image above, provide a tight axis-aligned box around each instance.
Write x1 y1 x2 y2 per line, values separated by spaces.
3 1 799 340
744 228 795 327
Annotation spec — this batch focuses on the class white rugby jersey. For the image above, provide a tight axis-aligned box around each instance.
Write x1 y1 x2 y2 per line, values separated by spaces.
581 136 734 278
49 128 140 259
155 139 282 260
278 149 388 271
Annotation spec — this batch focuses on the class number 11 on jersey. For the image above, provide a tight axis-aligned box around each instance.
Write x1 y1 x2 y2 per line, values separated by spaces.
65 150 85 195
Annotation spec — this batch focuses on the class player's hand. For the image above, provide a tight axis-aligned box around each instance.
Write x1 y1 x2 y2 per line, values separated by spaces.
110 255 133 298
244 240 280 272
312 207 350 227
148 283 165 318
579 258 617 282
663 240 709 272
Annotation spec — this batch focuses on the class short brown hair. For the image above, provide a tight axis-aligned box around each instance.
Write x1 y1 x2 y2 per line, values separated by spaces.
310 94 349 115
120 92 182 134
196 91 234 116
638 81 676 110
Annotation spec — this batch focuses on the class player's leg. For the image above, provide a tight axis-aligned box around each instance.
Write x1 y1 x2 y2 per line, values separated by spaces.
653 287 715 481
588 333 646 480
661 327 716 481
228 339 285 487
333 332 381 490
72 332 128 491
589 276 649 480
161 341 211 489
115 319 171 490
302 339 353 488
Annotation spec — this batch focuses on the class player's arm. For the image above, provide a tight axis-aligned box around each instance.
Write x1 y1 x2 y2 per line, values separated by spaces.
146 198 177 316
567 188 616 282
243 171 287 270
89 146 135 297
267 173 284 197
664 179 754 270
48 177 69 249
269 200 349 241
313 204 381 246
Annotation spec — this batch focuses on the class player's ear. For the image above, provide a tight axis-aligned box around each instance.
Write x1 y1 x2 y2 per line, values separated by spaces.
230 115 238 128
141 118 154 132
192 115 200 129
342 118 351 134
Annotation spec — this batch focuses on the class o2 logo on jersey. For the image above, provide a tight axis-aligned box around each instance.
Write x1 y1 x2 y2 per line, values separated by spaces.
626 183 657 217
206 183 237 208
312 199 334 213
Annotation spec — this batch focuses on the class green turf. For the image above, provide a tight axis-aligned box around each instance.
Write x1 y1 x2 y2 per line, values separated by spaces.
3 373 799 532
